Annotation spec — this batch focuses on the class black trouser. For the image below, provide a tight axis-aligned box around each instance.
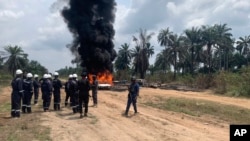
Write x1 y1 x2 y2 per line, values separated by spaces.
53 90 61 110
34 88 39 104
92 91 97 105
65 91 70 106
71 92 79 113
11 92 22 117
42 92 51 111
125 94 137 114
79 94 89 114
22 92 33 113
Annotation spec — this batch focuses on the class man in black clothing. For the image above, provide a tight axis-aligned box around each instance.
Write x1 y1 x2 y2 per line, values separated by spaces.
125 76 140 116
91 75 98 107
33 74 40 105
11 69 24 118
52 72 62 111
69 74 78 113
22 73 34 113
41 74 52 112
64 74 72 107
78 72 90 118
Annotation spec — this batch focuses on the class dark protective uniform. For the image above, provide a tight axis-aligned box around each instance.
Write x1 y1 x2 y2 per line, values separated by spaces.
125 81 139 115
52 78 62 110
78 77 90 117
69 79 78 113
91 78 98 106
22 78 34 113
33 78 40 104
64 79 71 106
41 79 52 111
11 76 23 117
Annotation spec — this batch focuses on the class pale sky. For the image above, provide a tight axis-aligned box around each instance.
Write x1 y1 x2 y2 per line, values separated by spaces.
1 0 250 72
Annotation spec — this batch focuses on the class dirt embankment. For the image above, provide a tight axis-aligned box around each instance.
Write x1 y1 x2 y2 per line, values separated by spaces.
1 87 250 141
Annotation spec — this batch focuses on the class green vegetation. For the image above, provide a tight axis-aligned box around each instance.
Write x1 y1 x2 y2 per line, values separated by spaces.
144 96 250 124
0 102 10 112
0 100 51 141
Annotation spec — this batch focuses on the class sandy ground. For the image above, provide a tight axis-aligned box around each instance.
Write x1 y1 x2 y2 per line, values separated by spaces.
1 86 250 141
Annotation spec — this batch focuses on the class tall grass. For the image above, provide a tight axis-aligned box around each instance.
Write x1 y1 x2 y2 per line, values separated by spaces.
144 97 250 124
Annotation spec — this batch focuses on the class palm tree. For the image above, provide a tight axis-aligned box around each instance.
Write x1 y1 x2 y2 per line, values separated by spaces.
236 35 250 65
3 45 28 77
167 34 187 79
200 25 217 74
114 43 132 71
132 29 154 79
184 27 202 75
158 28 173 49
213 23 233 70
154 49 171 73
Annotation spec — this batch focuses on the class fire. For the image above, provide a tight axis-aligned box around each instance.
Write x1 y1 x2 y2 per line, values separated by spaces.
88 70 113 85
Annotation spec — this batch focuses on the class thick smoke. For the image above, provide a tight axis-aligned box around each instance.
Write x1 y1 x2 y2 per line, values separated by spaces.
62 0 117 74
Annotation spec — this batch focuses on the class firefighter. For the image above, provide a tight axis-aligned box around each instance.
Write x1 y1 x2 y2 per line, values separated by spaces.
78 72 90 118
124 76 139 116
69 74 78 113
91 75 98 107
33 74 40 105
52 72 62 111
11 69 24 118
64 74 72 107
41 74 52 112
22 73 34 113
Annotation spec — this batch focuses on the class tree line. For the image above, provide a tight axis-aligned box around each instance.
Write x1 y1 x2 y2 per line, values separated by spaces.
0 45 47 77
114 23 250 80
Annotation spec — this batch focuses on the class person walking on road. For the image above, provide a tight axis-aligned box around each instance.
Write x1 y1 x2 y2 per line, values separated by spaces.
41 74 52 112
52 72 62 111
69 74 79 113
78 72 91 118
64 74 72 107
11 69 24 118
91 75 98 107
124 76 139 116
22 73 34 113
33 74 40 105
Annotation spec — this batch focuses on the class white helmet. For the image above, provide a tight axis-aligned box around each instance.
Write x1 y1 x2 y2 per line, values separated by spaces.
47 74 52 78
69 74 73 78
27 73 33 78
43 74 48 78
54 72 59 76
72 74 78 78
34 74 39 78
16 69 23 75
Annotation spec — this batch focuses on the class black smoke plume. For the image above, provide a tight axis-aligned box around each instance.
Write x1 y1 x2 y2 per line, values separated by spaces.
62 0 117 74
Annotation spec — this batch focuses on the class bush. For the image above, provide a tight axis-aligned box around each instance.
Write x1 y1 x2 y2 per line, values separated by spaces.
195 74 214 89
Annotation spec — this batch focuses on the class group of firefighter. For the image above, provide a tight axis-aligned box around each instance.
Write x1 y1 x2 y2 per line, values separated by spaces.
10 69 99 118
11 68 139 118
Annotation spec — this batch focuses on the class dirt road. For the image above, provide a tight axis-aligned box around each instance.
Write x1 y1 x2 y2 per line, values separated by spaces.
2 87 250 141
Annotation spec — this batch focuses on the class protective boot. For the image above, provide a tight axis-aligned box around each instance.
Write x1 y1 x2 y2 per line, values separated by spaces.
54 104 57 111
27 107 32 113
22 106 26 113
15 111 20 118
11 110 15 117
73 108 77 113
57 104 60 110
133 104 138 114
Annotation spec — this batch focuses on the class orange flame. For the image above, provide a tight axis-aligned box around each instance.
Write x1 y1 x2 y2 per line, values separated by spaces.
88 70 113 85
